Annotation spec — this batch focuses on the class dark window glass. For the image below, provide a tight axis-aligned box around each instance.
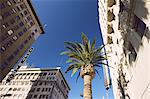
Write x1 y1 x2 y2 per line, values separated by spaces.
28 35 32 40
39 82 42 85
37 88 40 92
20 12 24 17
20 4 25 9
35 29 38 32
18 31 23 36
43 73 47 76
16 15 20 20
132 15 146 38
23 27 27 33
32 32 34 35
1 62 8 70
10 19 15 24
7 55 14 61
0 3 5 9
7 40 13 47
30 21 34 26
14 49 19 56
24 10 28 15
27 16 31 21
3 11 11 18
17 6 21 11
12 0 16 4
14 25 19 31
19 44 24 49
19 22 24 27
128 42 137 63
30 88 35 92
33 95 37 98
24 39 28 44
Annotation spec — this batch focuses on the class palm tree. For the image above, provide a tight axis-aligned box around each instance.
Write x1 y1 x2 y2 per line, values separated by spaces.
61 33 107 99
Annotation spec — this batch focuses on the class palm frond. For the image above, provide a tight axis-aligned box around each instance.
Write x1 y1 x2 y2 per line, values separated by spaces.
71 66 81 77
81 32 88 46
91 38 96 50
65 65 75 73
76 71 80 82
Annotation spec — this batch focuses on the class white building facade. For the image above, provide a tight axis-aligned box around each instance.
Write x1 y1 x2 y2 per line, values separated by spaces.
0 66 70 99
98 0 150 99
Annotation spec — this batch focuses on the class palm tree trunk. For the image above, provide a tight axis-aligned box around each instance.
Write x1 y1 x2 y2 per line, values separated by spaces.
83 75 92 99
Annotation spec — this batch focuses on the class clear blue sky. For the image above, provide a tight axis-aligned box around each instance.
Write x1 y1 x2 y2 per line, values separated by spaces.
27 0 114 99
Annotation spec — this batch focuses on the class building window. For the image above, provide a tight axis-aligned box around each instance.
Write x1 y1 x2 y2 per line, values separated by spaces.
35 29 38 32
18 31 23 36
1 46 6 52
20 4 25 9
19 44 24 49
43 73 47 76
11 8 17 14
3 11 11 18
7 1 12 6
23 27 27 33
14 25 19 31
7 40 13 47
13 88 17 91
37 88 40 92
33 95 38 98
32 32 35 36
19 22 24 27
42 88 45 92
18 88 21 91
14 49 19 56
28 94 32 98
17 6 21 11
27 15 31 21
48 88 51 91
128 42 137 63
12 35 18 41
2 24 7 29
30 21 34 26
10 19 15 24
16 15 20 20
8 29 14 35
20 12 24 17
28 35 32 40
12 0 16 4
39 82 42 85
0 3 5 9
132 15 146 38
24 10 28 16
30 88 35 92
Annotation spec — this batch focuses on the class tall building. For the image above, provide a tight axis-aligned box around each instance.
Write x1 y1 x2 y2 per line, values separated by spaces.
98 0 150 99
0 0 44 81
0 65 70 99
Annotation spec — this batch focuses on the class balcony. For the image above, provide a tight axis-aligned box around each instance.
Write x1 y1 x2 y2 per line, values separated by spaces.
108 10 115 22
108 0 116 7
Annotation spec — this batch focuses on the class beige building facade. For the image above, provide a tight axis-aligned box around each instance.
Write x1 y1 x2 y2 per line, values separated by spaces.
98 0 150 99
0 65 70 99
0 0 44 81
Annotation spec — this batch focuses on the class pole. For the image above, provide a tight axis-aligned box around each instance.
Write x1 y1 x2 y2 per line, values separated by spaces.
106 89 108 99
